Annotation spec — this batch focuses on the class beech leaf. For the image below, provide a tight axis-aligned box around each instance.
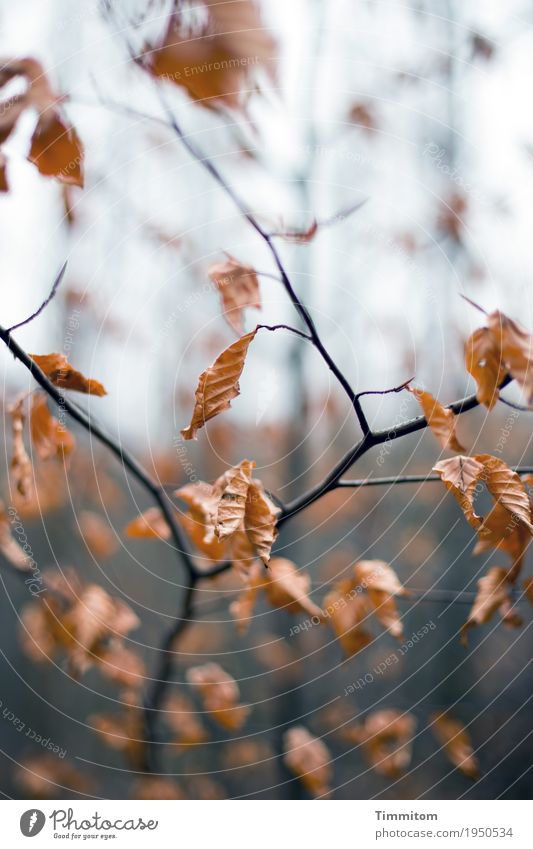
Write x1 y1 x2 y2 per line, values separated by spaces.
181 330 256 440
31 353 106 396
208 253 261 334
408 386 464 452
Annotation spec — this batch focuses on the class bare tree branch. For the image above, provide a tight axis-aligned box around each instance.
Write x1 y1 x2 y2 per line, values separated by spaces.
6 262 68 332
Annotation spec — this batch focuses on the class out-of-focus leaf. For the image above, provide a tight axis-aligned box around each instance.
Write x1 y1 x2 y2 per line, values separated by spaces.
283 726 332 797
146 0 276 110
431 712 480 779
186 662 250 731
209 253 261 334
8 398 33 500
30 391 75 459
124 507 171 540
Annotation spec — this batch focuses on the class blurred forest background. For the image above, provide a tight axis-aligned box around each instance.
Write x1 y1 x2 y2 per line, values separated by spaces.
0 0 532 799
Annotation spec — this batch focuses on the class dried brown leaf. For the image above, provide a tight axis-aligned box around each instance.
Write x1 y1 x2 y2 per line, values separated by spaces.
209 253 261 334
28 110 84 187
31 352 106 396
181 330 256 439
408 386 464 452
146 0 276 110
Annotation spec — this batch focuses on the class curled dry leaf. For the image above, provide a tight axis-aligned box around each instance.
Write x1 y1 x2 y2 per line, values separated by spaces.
461 566 514 644
8 398 33 500
465 309 533 408
407 385 464 452
30 391 75 459
433 455 485 529
124 507 171 540
31 352 106 396
78 510 118 560
209 253 261 334
359 709 417 778
435 455 533 582
145 0 276 110
476 454 533 532
186 662 250 731
215 459 255 540
431 712 480 779
283 726 332 797
181 330 256 439
244 479 280 564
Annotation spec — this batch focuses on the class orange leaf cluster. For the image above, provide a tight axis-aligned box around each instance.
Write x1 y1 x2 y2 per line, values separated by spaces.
175 460 280 566
435 454 532 606
21 569 141 677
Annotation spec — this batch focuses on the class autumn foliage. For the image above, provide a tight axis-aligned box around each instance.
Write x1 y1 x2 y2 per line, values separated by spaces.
0 0 532 802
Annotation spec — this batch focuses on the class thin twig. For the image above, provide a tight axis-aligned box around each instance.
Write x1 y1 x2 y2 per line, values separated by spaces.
6 262 68 332
257 323 312 341
338 466 533 488
354 376 414 401
499 395 533 412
